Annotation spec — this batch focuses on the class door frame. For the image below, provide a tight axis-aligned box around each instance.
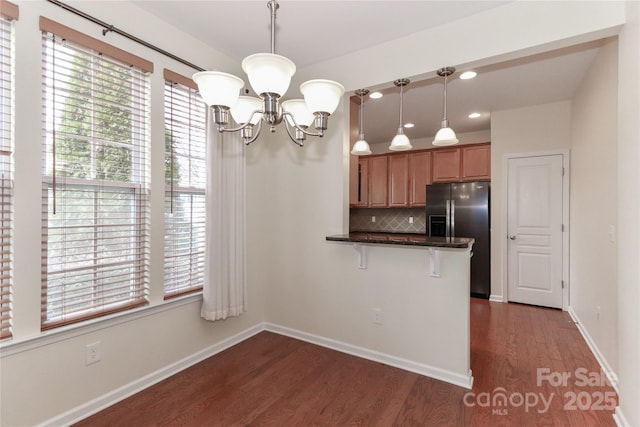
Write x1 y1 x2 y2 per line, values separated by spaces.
500 149 570 310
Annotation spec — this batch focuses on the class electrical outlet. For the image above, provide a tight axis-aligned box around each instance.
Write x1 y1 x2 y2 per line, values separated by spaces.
372 308 383 324
409 216 414 224
86 341 101 366
371 216 376 223
596 306 601 321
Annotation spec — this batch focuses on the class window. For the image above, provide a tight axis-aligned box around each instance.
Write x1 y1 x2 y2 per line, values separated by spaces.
163 70 206 299
40 19 152 330
0 1 17 340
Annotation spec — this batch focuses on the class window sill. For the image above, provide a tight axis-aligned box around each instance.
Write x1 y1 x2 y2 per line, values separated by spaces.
0 293 203 358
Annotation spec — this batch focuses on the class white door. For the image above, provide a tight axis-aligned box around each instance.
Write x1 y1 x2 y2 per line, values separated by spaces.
507 155 564 308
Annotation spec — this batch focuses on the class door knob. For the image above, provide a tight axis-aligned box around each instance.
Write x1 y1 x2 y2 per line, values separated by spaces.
509 235 516 240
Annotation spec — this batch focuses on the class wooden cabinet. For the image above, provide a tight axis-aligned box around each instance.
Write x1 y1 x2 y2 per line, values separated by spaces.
388 154 409 207
355 156 388 207
369 156 388 207
355 157 369 207
351 143 489 208
432 143 491 183
432 148 461 182
461 144 491 180
409 151 431 206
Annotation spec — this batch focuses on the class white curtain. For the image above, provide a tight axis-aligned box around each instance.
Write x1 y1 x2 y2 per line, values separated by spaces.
201 113 247 321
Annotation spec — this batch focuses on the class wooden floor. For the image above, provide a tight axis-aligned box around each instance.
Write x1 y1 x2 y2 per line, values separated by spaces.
76 300 617 426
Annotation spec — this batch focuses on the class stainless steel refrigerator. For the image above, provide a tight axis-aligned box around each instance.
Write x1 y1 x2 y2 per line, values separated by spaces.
426 181 490 298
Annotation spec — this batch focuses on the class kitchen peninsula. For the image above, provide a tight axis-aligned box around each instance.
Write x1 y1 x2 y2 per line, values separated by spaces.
325 232 475 388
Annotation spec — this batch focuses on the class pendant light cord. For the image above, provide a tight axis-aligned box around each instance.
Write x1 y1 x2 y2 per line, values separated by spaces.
359 92 364 134
399 83 404 127
443 71 448 121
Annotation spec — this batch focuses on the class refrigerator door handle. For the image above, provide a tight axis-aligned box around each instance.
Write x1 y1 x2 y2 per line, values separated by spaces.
445 200 450 238
450 199 455 237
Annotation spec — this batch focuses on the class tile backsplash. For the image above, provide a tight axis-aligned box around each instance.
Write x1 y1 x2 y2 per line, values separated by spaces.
350 207 426 233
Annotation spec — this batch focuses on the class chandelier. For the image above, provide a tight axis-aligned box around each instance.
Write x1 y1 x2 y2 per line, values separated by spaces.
193 1 345 146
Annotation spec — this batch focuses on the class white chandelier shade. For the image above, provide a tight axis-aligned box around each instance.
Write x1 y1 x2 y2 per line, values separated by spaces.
230 96 263 125
281 99 315 127
241 53 296 97
300 79 345 115
192 71 244 109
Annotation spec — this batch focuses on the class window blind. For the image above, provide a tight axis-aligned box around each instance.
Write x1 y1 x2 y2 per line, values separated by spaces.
41 31 150 330
163 70 206 299
0 6 16 340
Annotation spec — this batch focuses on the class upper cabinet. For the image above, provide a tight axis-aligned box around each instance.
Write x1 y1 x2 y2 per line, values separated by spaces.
432 143 491 183
369 156 389 207
351 142 490 208
461 144 491 180
353 155 388 207
431 148 461 183
409 151 431 206
388 154 409 207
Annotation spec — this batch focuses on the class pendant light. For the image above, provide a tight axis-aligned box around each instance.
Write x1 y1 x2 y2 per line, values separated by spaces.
351 89 372 155
389 78 412 151
433 67 459 146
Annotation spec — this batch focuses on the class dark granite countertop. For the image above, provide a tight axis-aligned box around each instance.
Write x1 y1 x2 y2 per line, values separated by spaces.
325 232 474 249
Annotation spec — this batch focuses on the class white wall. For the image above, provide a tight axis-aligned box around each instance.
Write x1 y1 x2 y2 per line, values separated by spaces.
569 38 619 377
3 0 638 425
2 2 263 426
615 2 640 426
489 101 572 300
247 122 473 384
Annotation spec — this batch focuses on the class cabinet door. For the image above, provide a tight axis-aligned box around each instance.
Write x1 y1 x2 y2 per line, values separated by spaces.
462 144 491 180
388 154 409 207
409 151 431 206
369 156 388 207
432 148 461 182
356 158 369 207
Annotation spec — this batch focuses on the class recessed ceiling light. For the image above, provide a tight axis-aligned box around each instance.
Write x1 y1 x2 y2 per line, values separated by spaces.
404 122 414 128
468 112 481 119
369 91 383 99
460 71 477 80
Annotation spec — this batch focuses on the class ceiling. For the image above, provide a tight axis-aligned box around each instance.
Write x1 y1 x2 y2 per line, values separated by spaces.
133 0 604 145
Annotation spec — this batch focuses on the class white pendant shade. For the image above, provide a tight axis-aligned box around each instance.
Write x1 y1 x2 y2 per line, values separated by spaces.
282 99 315 127
351 138 372 155
192 71 244 108
241 53 296 97
432 126 459 146
230 96 262 125
300 79 345 115
389 132 412 151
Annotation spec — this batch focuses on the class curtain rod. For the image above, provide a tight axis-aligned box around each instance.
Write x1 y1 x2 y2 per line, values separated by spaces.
46 0 206 72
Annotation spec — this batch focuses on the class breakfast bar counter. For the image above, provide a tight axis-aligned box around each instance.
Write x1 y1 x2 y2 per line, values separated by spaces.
325 232 474 249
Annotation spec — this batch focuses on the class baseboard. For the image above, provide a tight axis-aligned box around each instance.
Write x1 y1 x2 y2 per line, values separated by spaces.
40 321 474 426
39 323 266 427
567 306 619 393
264 323 474 390
489 294 504 303
613 406 630 427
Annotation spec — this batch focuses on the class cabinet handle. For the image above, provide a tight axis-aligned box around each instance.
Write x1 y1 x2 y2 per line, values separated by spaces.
508 235 516 240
